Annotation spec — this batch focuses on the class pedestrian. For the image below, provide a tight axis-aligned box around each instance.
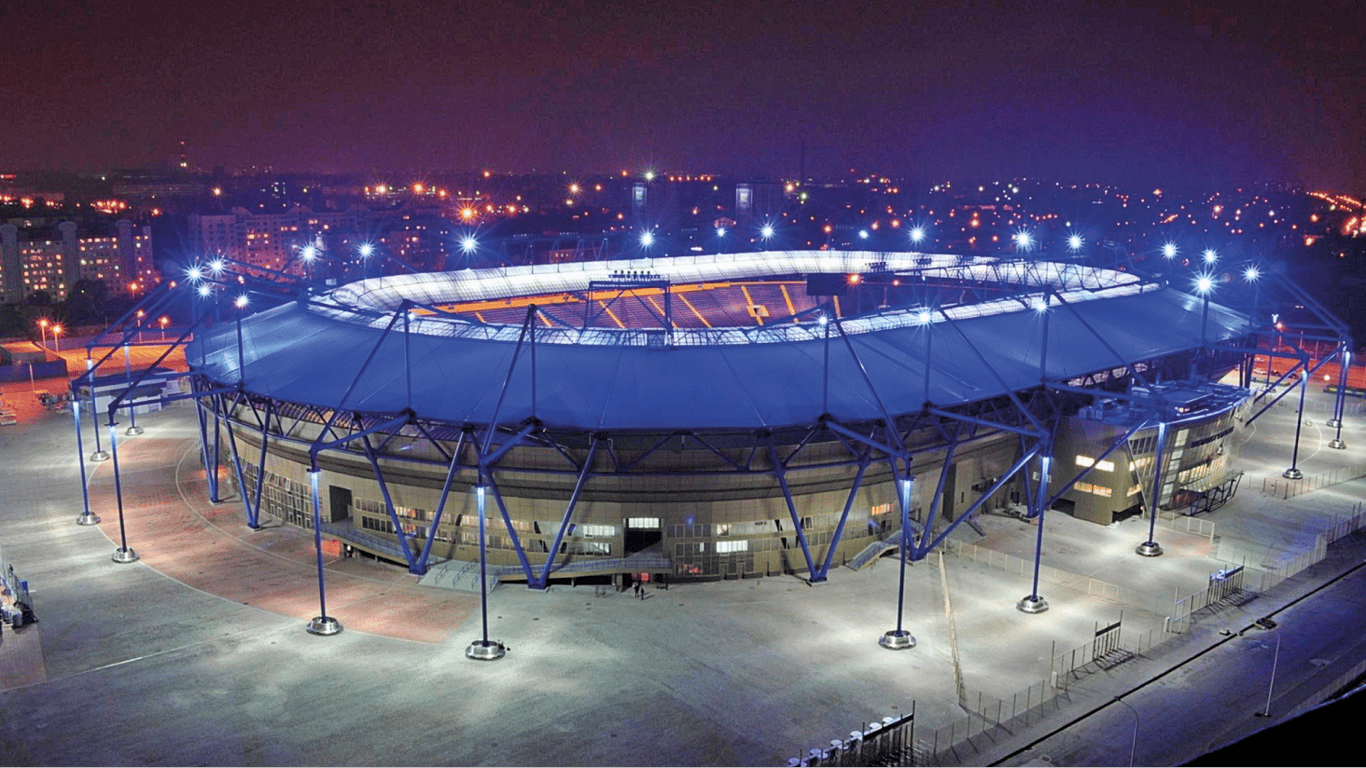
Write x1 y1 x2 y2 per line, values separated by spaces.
633 581 640 596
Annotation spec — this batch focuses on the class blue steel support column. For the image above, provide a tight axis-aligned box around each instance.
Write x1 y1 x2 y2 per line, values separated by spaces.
1328 347 1349 450
106 419 139 563
305 469 341 635
414 431 467 572
87 359 109 462
221 401 262 529
533 438 600 589
1137 421 1168 557
767 436 820 581
814 457 871 581
247 404 272 530
880 471 916 650
466 483 506 660
485 477 537 583
1017 451 1052 613
360 433 422 574
122 344 143 435
193 385 221 502
1283 354 1309 480
72 400 101 525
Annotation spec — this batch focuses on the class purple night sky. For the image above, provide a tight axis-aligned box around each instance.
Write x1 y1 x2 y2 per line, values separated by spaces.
3 0 1362 189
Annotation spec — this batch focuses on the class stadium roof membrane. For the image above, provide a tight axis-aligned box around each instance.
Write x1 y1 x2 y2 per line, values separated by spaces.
188 251 1249 432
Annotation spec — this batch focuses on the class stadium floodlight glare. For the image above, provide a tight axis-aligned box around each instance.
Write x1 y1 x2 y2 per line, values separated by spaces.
197 284 212 298
1244 265 1260 282
716 226 726 238
639 231 654 247
1203 249 1217 264
185 265 204 282
1015 231 1033 250
1068 235 1082 251
301 245 317 262
1033 297 1049 313
916 308 932 325
817 313 829 326
910 227 925 244
208 258 226 275
1162 242 1177 259
1196 275 1213 294
760 224 775 239
359 244 374 258
234 294 250 308
460 236 478 253
858 229 869 240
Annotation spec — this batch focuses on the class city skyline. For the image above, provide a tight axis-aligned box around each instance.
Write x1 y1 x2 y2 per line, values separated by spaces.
3 0 1362 190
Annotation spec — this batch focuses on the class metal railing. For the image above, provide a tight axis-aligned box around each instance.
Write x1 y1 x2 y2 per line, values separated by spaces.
1259 463 1366 500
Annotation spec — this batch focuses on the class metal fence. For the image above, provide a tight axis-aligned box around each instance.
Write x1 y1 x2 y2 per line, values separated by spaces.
912 623 1155 766
1259 463 1366 500
789 710 919 767
942 539 1148 610
1167 501 1365 630
1157 513 1217 541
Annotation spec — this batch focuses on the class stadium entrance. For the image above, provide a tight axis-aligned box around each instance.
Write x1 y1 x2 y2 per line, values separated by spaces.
624 517 662 555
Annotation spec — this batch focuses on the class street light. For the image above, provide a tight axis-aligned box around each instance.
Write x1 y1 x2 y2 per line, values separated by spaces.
1114 697 1139 766
1015 230 1033 252
38 318 49 348
1162 242 1177 259
1068 234 1083 252
52 324 63 351
910 227 926 246
158 316 170 341
1256 629 1282 718
639 231 654 248
1203 248 1218 265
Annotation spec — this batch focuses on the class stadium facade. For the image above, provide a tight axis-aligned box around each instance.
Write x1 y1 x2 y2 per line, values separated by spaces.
156 248 1339 591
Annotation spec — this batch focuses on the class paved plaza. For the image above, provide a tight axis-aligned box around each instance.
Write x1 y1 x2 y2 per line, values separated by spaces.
1 373 1364 765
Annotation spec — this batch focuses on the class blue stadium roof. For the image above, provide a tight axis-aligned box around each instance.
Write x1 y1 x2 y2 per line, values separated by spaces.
186 252 1250 432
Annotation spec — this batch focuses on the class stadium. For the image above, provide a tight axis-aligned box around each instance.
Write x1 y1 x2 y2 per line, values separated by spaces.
135 244 1351 636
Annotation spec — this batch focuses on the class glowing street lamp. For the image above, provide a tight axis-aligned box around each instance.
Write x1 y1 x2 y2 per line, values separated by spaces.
1162 242 1177 259
910 227 926 246
38 318 49 347
158 315 170 341
1203 248 1218 265
1068 234 1083 252
51 324 63 351
460 236 478 254
639 230 655 248
1015 230 1034 251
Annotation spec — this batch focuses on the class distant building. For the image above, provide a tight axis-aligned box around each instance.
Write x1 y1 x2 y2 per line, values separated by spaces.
188 204 455 275
0 219 154 303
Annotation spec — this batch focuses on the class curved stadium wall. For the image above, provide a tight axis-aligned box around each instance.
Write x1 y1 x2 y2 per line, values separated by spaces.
185 250 1251 582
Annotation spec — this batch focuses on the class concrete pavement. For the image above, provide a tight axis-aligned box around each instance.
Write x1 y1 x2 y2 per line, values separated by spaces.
0 378 1364 765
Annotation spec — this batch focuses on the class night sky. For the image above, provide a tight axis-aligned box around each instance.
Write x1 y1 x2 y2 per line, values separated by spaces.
4 0 1362 189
